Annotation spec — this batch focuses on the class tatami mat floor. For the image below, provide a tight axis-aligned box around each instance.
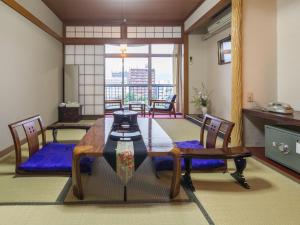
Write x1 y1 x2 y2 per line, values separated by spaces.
0 118 299 225
192 158 300 225
0 203 208 225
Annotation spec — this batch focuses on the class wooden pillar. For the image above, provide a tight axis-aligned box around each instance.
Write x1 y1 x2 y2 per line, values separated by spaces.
183 33 189 115
231 0 243 146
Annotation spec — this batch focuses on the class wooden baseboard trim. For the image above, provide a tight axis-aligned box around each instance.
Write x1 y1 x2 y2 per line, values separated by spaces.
81 115 104 120
0 146 14 158
2 0 63 42
0 137 27 158
0 121 58 159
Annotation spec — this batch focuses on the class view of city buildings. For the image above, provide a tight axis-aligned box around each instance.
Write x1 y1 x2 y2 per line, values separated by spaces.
106 66 174 104
105 44 176 104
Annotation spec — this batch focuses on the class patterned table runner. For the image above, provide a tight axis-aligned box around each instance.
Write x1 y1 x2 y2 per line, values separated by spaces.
103 137 147 185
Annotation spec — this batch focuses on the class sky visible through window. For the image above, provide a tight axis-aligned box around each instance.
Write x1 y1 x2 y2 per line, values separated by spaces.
105 44 175 85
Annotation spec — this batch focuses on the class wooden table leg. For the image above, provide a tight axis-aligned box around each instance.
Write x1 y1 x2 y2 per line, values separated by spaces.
170 148 181 198
72 151 84 200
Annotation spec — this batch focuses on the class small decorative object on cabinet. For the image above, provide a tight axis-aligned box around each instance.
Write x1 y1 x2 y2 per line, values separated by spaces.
59 105 82 122
201 106 208 115
191 83 211 116
265 125 300 173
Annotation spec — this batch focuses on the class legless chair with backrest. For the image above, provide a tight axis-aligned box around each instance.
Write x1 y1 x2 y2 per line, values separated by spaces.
9 115 47 174
183 114 235 190
9 115 94 175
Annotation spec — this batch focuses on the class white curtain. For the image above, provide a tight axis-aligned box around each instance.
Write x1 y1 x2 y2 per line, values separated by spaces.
173 44 184 113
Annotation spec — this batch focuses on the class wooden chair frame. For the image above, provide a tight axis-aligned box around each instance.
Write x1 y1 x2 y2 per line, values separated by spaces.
200 114 235 149
104 99 123 114
9 115 94 175
183 114 235 190
148 98 176 118
8 115 47 174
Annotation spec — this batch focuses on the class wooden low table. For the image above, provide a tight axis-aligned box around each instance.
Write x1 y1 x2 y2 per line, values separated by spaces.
72 118 252 200
72 118 181 200
47 123 92 142
179 147 252 190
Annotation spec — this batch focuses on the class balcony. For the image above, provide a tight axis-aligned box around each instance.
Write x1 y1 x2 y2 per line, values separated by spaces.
105 84 174 104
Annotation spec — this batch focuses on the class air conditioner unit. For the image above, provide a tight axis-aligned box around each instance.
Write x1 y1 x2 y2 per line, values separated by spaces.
202 11 231 40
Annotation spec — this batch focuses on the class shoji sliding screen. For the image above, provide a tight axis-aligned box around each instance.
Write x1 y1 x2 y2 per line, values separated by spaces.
65 45 105 115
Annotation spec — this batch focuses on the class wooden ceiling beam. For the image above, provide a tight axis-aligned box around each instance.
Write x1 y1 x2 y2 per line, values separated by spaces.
63 21 184 27
2 0 63 42
63 38 183 45
185 0 231 34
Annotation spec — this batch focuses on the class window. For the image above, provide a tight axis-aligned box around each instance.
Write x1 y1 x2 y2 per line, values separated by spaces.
105 58 122 101
151 57 173 84
151 44 175 54
104 44 178 104
218 36 231 65
105 44 148 54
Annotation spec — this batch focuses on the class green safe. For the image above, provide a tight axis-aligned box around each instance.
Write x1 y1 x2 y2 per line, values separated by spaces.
265 125 300 173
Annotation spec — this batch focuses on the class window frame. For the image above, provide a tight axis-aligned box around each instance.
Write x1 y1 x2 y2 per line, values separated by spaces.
104 44 177 104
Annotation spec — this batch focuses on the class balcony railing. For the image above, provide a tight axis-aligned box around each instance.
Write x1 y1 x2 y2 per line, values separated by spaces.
105 84 174 104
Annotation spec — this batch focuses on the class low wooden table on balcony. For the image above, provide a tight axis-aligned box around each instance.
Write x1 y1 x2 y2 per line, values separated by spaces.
128 101 146 117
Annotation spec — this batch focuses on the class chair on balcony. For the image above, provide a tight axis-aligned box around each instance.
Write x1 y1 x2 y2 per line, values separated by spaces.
148 94 177 118
104 99 123 114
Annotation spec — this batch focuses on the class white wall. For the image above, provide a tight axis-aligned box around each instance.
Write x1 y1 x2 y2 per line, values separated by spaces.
277 0 300 110
205 28 232 120
188 28 232 120
0 2 63 151
243 0 300 110
242 0 277 108
188 34 208 114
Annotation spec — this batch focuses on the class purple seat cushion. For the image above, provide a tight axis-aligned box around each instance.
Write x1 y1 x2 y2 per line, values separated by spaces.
153 140 225 171
175 140 204 149
18 143 94 174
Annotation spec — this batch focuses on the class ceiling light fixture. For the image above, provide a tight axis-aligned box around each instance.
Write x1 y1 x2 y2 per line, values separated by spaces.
120 44 127 58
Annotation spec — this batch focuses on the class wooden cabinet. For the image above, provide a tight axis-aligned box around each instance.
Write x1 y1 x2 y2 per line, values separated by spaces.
243 108 300 147
58 106 82 122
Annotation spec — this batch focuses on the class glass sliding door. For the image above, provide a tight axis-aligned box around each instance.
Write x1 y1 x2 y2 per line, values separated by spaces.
104 44 179 108
124 57 149 104
151 44 176 101
105 58 123 100
151 57 174 100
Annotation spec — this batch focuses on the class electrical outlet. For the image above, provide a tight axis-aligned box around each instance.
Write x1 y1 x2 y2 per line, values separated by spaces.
247 93 254 102
189 56 193 65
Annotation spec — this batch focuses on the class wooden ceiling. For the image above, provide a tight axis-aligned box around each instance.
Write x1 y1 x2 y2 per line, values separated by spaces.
42 0 204 24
